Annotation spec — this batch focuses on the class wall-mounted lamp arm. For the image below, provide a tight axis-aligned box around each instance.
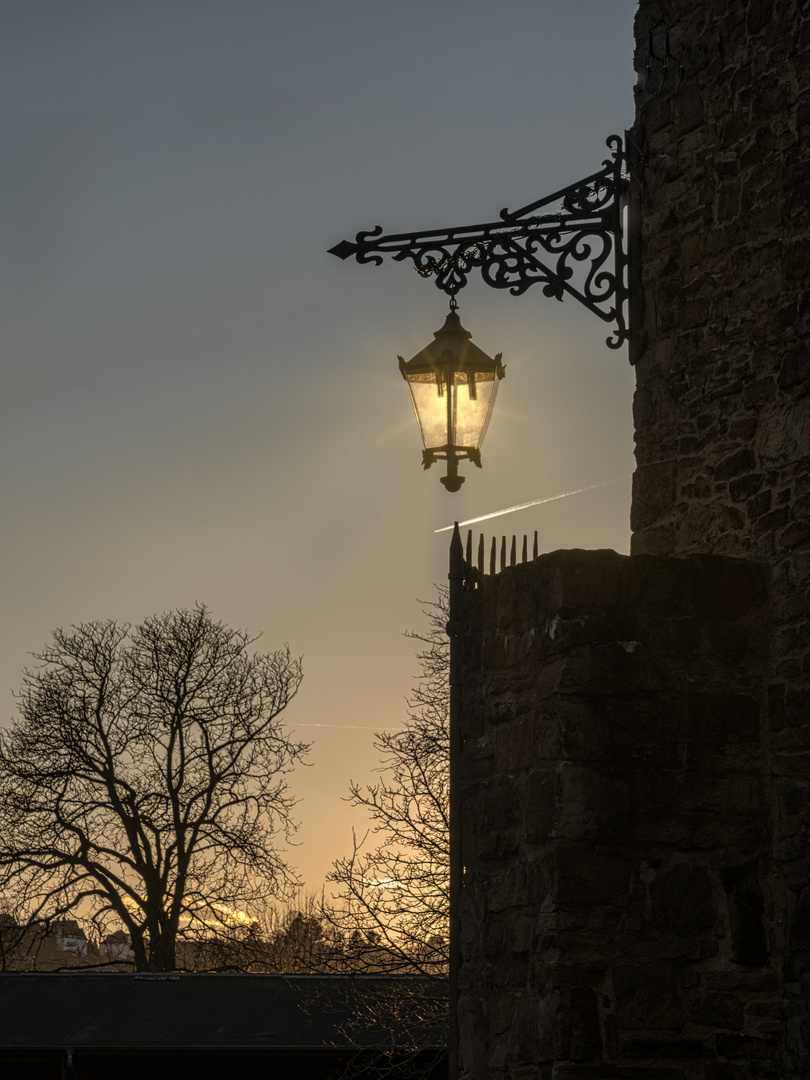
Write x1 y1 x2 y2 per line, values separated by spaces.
329 133 640 354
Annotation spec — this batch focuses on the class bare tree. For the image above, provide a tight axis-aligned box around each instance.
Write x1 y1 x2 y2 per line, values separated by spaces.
0 604 306 971
326 589 449 977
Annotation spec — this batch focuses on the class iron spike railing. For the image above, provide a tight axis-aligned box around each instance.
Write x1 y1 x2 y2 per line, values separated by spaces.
458 528 541 589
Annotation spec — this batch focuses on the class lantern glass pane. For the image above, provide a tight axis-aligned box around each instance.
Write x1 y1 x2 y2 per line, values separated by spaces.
407 372 449 449
405 363 501 452
451 369 500 449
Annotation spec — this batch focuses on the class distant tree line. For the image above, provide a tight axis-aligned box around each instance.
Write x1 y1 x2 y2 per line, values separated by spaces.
0 894 432 974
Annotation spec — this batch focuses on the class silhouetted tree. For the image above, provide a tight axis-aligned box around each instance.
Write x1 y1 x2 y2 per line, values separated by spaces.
326 589 449 977
0 604 306 971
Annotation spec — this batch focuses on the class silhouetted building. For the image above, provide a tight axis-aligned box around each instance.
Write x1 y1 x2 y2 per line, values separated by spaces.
0 973 448 1079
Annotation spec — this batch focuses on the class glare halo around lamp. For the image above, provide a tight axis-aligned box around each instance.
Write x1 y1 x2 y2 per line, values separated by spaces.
398 299 505 492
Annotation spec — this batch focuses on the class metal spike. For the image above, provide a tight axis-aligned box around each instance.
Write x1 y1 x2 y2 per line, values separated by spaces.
477 535 485 575
449 523 464 606
510 536 516 566
500 537 506 572
490 537 496 576
522 535 528 563
465 530 473 565
533 531 539 560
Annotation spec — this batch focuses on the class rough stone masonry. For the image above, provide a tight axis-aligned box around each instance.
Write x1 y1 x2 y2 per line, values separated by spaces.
455 2 809 1078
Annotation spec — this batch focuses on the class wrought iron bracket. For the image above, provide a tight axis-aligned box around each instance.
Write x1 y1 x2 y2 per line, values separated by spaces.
330 131 643 357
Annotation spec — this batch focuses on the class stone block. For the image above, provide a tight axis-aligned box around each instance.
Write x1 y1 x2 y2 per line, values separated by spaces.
777 777 809 818
539 550 627 614
702 970 779 994
714 1034 778 1060
701 620 757 662
727 416 758 440
746 490 772 519
555 1071 685 1080
633 768 767 818
787 887 810 951
552 764 631 843
686 692 761 742
553 986 603 1062
719 860 768 966
636 614 700 659
702 1067 755 1080
625 555 692 615
712 448 756 481
507 996 545 1065
771 748 810 776
752 506 790 537
719 500 745 533
613 964 683 1029
630 523 677 557
728 473 765 502
540 611 637 658
675 87 706 135
546 845 632 908
649 864 715 935
535 698 614 763
556 646 668 696
631 463 678 533
633 807 768 853
622 1038 713 1059
742 377 777 409
548 963 609 988
755 400 810 464
687 557 768 619
687 992 745 1032
780 519 810 549
523 767 557 845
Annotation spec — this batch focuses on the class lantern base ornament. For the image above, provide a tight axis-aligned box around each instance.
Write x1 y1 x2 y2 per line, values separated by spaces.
423 446 482 492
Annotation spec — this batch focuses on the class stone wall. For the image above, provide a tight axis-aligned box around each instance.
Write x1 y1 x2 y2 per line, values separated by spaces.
455 3 809 1076
632 0 809 583
630 0 810 1069
456 549 784 1078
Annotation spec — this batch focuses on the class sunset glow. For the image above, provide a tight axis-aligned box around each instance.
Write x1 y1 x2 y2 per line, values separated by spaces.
0 1 637 894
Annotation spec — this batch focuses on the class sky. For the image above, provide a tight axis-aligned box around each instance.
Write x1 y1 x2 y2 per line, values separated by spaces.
0 0 638 895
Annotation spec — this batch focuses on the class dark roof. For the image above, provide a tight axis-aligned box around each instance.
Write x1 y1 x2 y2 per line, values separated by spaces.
0 973 448 1051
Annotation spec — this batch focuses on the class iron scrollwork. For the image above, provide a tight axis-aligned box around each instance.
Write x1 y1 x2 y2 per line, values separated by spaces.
329 134 634 350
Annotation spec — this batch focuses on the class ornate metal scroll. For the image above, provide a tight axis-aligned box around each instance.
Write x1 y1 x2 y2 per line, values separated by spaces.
329 134 635 350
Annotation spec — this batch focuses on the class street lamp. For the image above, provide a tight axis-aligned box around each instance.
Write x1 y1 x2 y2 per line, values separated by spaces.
398 298 505 492
329 132 641 491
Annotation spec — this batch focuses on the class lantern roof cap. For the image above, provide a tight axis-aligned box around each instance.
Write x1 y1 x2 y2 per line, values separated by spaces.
433 306 472 343
400 305 503 376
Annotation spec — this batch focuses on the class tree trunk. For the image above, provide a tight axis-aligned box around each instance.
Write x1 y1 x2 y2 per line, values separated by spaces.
148 934 176 971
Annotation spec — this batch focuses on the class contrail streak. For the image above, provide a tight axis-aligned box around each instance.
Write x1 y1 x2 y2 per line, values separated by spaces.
434 475 629 533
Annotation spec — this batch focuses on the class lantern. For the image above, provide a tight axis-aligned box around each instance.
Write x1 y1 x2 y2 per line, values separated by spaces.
398 301 505 491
